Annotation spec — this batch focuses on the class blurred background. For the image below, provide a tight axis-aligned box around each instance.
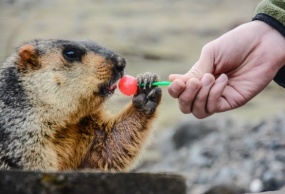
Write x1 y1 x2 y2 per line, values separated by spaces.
1 0 285 194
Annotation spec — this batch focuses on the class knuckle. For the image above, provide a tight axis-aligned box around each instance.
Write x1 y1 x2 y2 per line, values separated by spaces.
201 42 214 54
187 68 202 78
185 79 201 93
207 103 217 114
193 112 205 119
194 94 204 102
180 107 191 114
168 91 179 98
179 96 190 105
193 111 208 119
168 85 183 98
178 101 191 114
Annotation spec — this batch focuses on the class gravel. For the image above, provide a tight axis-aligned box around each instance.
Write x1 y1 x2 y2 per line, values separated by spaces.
135 113 285 194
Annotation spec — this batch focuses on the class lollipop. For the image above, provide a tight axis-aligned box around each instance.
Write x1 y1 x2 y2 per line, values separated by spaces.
118 75 171 96
118 75 138 96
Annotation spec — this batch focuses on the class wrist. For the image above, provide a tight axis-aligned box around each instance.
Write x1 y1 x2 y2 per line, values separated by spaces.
253 13 285 38
253 14 285 69
253 20 285 68
253 14 285 88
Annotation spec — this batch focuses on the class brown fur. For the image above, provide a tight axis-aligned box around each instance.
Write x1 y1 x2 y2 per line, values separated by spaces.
0 39 161 171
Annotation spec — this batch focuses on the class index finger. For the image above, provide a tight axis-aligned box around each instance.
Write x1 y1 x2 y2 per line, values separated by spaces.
168 79 186 98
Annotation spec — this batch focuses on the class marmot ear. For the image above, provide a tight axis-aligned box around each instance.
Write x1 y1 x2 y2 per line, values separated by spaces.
17 44 40 72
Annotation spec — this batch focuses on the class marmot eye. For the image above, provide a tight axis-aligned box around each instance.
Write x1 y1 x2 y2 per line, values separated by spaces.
62 47 84 62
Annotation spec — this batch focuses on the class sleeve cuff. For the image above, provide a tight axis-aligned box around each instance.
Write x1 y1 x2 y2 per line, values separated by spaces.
252 13 285 37
253 13 285 88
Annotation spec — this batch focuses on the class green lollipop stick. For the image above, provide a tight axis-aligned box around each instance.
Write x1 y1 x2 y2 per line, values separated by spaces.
139 81 171 87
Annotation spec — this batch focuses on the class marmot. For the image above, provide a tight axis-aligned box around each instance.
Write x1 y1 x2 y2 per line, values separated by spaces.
0 39 162 171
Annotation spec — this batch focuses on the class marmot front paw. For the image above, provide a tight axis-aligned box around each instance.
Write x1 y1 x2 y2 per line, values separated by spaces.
132 73 162 115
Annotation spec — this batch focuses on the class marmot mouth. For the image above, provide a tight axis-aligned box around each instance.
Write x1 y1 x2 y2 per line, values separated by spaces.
106 83 117 96
99 81 118 97
99 72 123 97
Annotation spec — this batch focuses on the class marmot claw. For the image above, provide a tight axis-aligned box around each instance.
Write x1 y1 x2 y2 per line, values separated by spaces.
137 72 159 89
133 73 162 115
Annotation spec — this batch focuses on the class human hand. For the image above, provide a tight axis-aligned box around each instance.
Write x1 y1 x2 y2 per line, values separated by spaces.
168 21 285 118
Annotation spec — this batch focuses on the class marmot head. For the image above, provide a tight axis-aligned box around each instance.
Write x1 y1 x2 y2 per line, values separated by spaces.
13 39 126 118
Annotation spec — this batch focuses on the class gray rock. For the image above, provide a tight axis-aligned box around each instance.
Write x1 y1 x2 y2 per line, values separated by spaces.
203 184 245 194
0 170 186 194
137 113 285 194
172 119 216 149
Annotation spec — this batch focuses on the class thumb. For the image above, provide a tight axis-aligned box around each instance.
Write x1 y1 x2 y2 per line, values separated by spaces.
169 74 184 81
180 44 216 82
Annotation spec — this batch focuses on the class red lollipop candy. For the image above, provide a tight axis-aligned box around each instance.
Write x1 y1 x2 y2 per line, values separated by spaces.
118 75 138 96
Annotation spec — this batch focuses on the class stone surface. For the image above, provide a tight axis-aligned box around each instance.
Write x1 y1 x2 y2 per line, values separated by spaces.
137 114 285 194
172 119 216 149
0 170 186 194
246 191 285 194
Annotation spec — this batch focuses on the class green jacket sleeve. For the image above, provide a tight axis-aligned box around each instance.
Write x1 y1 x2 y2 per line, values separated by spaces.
254 0 285 26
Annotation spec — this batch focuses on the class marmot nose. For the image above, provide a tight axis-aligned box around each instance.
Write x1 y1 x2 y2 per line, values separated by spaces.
111 55 126 72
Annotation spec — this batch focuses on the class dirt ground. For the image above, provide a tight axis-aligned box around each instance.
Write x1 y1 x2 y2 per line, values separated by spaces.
1 0 285 131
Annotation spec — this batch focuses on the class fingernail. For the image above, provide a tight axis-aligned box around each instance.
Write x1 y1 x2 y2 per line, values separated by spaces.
201 74 212 87
216 74 227 83
169 86 178 93
187 78 199 91
170 80 183 93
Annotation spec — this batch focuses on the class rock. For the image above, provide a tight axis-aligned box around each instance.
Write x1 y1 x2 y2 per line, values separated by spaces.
262 171 285 192
0 170 186 194
172 119 216 149
250 179 263 193
203 184 246 194
137 113 285 194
